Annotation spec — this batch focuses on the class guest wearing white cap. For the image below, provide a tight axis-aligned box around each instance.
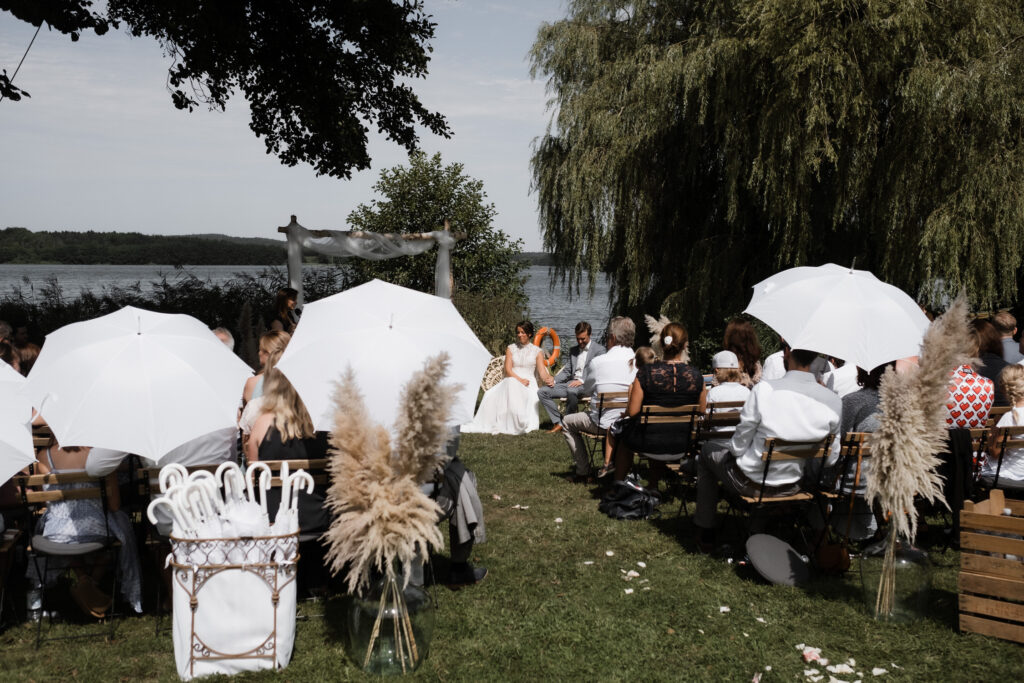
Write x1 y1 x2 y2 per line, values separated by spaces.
707 351 751 408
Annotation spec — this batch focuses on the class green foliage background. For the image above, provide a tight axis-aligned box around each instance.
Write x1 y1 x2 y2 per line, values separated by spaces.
531 0 1024 331
342 152 528 355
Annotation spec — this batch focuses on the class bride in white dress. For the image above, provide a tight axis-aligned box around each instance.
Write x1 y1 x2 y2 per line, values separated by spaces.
463 321 553 435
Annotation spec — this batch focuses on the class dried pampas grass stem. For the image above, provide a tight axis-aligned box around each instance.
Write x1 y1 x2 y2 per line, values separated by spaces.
866 294 969 617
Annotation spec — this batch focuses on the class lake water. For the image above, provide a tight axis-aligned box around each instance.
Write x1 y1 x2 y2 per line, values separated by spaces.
0 264 613 346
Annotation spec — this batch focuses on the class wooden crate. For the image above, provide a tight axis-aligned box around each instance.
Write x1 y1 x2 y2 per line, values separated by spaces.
959 489 1024 644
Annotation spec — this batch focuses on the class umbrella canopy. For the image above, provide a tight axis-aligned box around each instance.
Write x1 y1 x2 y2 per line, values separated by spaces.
276 279 491 431
21 306 252 462
0 392 35 484
744 263 930 371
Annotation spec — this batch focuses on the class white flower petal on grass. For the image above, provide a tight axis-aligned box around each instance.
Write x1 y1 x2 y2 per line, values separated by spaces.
871 669 887 676
765 666 772 672
583 561 594 566
627 570 640 578
804 669 820 677
719 606 731 613
743 632 750 637
606 550 614 556
624 588 634 594
756 617 766 624
797 643 806 650
698 629 704 634
554 517 563 523
642 586 651 591
492 494 502 500
637 561 647 568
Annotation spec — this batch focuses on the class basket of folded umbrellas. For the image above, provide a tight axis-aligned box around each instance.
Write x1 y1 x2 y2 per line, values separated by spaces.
147 461 313 681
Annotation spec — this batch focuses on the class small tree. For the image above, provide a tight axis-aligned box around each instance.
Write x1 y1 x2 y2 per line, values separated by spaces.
343 152 527 354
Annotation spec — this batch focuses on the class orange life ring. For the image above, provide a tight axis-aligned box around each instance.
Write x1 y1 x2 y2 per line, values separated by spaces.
533 327 561 367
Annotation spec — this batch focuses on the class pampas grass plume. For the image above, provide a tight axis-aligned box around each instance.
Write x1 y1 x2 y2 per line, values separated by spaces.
866 294 971 541
322 358 454 594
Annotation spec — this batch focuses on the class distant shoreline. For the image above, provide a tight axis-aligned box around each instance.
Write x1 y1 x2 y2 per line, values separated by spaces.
1 227 554 266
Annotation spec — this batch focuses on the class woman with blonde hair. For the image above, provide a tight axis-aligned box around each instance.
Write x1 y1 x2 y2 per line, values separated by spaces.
984 364 1024 486
246 366 329 533
242 330 291 406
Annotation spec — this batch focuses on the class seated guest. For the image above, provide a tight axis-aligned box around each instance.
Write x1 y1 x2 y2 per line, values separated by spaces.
707 350 751 407
695 344 842 544
463 321 553 435
946 329 994 428
981 364 1024 487
211 326 235 351
612 322 707 492
715 319 762 387
30 438 142 617
824 358 860 397
267 287 301 334
0 338 19 374
973 318 1010 407
832 362 893 540
993 311 1023 363
538 321 606 433
247 367 329 534
243 330 291 406
598 346 656 478
561 317 637 482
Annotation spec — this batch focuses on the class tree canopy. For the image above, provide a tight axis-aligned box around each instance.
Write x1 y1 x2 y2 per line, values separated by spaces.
530 0 1024 327
1 0 449 177
343 152 525 301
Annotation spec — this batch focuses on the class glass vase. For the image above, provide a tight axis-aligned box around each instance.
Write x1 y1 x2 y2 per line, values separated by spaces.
344 568 435 675
858 530 932 622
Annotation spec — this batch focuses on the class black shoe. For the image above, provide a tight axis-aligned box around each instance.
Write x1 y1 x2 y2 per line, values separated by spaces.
446 564 488 587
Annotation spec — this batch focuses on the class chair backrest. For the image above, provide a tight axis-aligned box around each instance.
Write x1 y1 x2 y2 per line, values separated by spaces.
986 405 1012 428
15 471 111 507
594 390 628 418
986 425 1024 488
761 437 833 463
258 459 330 487
634 404 703 456
31 424 52 451
700 401 745 441
835 432 872 492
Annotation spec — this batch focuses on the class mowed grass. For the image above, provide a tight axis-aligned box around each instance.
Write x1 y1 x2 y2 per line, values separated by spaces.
2 431 1022 681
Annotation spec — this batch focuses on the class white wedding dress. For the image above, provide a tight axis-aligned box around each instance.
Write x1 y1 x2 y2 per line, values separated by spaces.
462 342 543 435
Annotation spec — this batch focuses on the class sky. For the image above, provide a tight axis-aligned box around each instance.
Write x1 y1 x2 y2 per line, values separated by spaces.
0 1 565 251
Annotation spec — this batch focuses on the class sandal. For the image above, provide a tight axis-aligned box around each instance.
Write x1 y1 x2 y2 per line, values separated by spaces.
596 464 614 479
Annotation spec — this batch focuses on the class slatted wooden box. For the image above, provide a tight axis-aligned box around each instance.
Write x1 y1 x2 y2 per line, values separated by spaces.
959 490 1024 644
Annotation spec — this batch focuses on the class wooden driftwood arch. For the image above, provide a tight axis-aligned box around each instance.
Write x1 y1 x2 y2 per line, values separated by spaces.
277 215 466 302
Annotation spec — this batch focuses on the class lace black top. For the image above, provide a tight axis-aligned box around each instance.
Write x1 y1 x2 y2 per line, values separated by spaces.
622 361 704 455
637 361 704 407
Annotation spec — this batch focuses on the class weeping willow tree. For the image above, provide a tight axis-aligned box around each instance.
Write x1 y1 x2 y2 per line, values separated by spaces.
530 0 1024 327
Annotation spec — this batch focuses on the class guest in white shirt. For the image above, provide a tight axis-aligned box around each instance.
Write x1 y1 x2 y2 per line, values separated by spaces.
695 344 842 540
561 317 636 481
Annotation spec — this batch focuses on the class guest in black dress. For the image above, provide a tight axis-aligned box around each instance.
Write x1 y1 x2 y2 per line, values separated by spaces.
266 287 301 334
613 322 707 491
246 366 329 534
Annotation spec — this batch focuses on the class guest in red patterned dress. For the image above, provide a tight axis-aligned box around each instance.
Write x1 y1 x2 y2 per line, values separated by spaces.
945 329 994 428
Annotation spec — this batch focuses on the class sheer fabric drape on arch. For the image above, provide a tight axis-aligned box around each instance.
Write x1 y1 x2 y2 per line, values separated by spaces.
281 217 458 301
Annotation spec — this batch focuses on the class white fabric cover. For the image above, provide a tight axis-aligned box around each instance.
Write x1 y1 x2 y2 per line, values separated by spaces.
283 221 456 301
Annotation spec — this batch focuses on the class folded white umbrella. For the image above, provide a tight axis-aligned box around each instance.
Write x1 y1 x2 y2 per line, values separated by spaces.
276 279 492 431
744 263 930 371
20 306 252 462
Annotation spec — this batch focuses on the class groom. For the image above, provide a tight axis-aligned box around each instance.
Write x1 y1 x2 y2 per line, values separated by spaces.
539 321 606 433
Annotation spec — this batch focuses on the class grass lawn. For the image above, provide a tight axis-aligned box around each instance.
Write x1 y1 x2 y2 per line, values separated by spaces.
2 431 1022 681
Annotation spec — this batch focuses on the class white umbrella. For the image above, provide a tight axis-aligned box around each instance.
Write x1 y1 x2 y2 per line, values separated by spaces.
744 263 930 371
276 279 491 431
0 392 35 483
20 306 252 462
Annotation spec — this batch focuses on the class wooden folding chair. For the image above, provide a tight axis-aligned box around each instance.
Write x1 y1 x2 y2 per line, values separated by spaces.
986 406 1011 428
981 425 1024 493
697 401 745 444
828 432 883 543
734 436 834 536
581 391 629 471
15 471 121 648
